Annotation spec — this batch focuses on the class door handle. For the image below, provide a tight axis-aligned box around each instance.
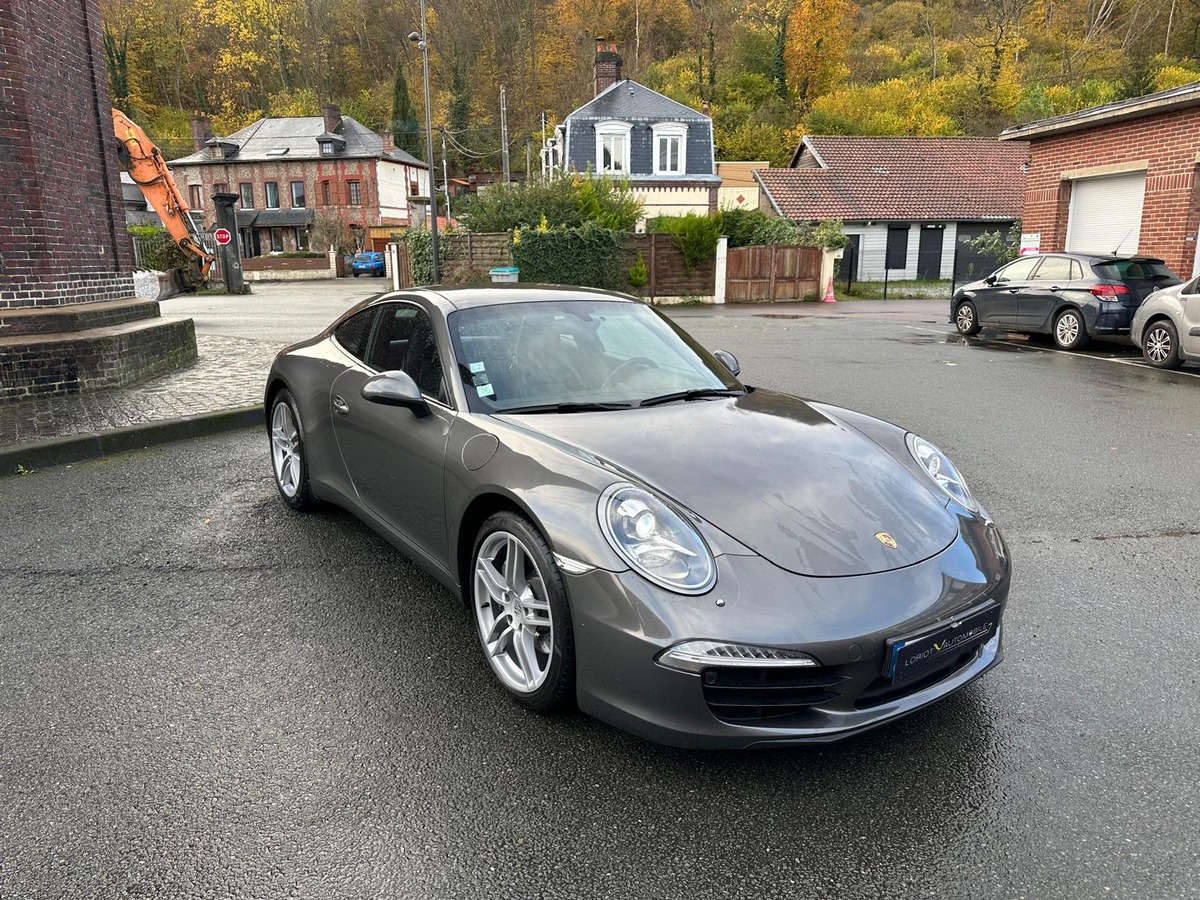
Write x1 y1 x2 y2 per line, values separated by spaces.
333 395 350 416
1049 286 1061 292
1007 288 1020 293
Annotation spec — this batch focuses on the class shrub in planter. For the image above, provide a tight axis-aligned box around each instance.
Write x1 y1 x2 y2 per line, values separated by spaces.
629 251 648 290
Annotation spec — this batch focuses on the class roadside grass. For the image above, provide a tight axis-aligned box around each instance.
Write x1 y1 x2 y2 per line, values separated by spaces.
837 279 954 300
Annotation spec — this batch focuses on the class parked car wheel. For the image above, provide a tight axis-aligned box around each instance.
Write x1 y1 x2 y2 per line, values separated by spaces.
269 389 314 511
471 512 575 713
1053 308 1090 350
1143 319 1183 369
954 300 982 336
352 272 360 278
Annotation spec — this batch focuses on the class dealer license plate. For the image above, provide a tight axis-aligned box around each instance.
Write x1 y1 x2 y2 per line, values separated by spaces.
885 603 1000 687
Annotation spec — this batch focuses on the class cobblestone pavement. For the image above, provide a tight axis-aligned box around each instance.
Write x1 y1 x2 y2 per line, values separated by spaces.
0 335 277 449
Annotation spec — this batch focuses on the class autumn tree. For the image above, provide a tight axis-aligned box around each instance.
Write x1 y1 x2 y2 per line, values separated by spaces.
784 0 857 108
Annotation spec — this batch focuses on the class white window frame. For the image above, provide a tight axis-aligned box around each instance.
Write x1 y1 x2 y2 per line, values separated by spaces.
595 121 632 175
651 123 688 175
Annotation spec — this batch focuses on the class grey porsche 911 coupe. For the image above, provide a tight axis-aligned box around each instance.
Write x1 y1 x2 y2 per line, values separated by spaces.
265 285 1011 748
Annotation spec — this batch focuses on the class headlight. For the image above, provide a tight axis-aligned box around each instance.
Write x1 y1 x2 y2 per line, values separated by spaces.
598 484 716 594
906 434 977 511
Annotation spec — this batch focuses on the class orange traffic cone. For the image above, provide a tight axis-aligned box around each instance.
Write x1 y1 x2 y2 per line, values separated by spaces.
823 276 836 303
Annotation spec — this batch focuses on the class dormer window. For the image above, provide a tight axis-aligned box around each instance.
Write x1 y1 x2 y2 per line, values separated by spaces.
317 134 346 156
595 121 632 175
652 123 688 175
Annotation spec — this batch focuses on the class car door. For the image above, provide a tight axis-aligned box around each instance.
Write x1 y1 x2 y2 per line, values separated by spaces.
330 300 456 570
1181 277 1200 358
1020 255 1080 331
975 256 1040 327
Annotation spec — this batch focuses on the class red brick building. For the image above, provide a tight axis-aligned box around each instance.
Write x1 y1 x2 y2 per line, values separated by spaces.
168 105 429 258
0 0 134 308
1000 82 1200 278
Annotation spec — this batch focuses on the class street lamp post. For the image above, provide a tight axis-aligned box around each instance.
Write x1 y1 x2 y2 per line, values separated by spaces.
410 3 439 283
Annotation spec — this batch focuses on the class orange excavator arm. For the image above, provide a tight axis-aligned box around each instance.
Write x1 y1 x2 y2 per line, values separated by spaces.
112 108 215 293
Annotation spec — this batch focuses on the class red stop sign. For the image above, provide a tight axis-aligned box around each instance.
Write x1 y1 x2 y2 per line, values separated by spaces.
214 227 232 246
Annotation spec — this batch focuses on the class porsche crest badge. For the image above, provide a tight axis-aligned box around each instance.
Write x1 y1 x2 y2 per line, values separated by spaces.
875 532 898 549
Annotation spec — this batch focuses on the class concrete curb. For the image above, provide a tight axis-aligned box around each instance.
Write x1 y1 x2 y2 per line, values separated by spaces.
0 404 264 477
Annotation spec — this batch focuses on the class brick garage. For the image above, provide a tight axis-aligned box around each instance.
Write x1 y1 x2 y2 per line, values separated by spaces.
1001 83 1200 278
0 0 135 308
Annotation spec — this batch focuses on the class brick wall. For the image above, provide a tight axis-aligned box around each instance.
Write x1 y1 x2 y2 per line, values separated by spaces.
0 0 135 309
1019 106 1200 276
0 319 197 403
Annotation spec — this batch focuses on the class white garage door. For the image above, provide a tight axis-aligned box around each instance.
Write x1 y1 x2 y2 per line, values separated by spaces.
1066 171 1146 256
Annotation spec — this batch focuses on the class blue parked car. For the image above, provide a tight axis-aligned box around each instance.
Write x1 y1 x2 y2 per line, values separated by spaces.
351 251 386 278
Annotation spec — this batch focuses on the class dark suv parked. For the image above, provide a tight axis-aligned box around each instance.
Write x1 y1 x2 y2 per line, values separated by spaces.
951 253 1181 349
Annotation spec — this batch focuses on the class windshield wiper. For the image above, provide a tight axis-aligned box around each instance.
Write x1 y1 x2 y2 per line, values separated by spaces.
636 388 744 408
497 401 637 414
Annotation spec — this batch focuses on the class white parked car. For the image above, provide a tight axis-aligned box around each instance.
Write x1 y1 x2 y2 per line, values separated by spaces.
1131 275 1200 369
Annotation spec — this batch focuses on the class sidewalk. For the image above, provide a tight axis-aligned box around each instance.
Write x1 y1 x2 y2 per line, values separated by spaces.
0 286 949 474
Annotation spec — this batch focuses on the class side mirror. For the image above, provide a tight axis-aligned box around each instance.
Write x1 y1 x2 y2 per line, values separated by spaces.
362 370 430 418
713 349 740 377
984 274 998 285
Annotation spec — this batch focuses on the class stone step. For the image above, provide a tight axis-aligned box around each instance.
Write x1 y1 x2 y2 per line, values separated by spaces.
0 298 162 337
0 316 198 403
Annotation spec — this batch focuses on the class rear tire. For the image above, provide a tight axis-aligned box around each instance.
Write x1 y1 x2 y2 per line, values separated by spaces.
1053 308 1090 350
954 300 982 336
1143 319 1183 369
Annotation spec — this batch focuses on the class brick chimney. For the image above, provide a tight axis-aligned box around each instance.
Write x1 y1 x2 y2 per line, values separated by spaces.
322 103 342 134
190 112 212 152
594 37 623 96
382 130 395 153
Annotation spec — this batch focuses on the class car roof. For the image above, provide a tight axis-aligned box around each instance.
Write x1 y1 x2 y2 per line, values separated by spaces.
1021 252 1167 265
381 283 642 313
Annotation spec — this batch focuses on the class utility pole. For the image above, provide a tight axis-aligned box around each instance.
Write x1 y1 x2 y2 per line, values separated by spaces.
500 85 511 183
409 3 438 282
441 129 451 225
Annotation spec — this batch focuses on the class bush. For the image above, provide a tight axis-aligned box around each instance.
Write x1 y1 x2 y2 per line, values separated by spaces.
718 210 849 252
404 227 453 284
648 213 722 270
628 251 648 289
127 225 192 272
275 250 324 258
458 171 642 233
509 222 625 290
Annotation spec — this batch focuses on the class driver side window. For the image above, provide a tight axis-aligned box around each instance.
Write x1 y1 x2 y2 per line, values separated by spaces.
366 304 448 405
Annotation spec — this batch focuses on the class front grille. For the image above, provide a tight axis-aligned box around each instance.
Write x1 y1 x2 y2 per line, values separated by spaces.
702 666 849 723
854 647 979 710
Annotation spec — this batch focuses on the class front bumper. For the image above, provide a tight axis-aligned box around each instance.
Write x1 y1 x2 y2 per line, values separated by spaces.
567 515 1010 749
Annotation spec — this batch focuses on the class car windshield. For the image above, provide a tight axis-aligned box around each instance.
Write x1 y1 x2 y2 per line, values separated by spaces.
1093 260 1179 283
447 298 742 413
354 253 375 262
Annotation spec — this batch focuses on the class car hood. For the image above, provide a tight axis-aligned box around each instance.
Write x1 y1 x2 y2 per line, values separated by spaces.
503 389 959 578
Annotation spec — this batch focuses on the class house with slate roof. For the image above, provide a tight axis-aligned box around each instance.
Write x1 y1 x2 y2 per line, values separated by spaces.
168 104 429 258
555 40 720 222
756 136 1029 282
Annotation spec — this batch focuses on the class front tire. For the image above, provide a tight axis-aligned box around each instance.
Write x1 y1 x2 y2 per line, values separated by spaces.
471 512 575 712
1143 319 1183 369
269 389 314 511
1053 308 1090 350
954 300 982 335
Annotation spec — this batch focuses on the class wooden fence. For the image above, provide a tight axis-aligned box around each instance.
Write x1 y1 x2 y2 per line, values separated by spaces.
626 233 716 299
725 244 822 302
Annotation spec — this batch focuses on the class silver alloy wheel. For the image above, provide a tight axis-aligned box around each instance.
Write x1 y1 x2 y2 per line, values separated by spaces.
1055 312 1081 347
1146 326 1173 363
956 304 975 333
271 401 302 498
474 530 554 694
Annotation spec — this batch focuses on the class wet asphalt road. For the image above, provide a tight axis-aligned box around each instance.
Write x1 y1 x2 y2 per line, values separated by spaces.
2 315 1199 899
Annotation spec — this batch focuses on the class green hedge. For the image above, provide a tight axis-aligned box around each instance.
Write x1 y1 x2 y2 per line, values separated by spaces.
404 227 453 285
127 225 193 272
647 213 722 269
509 223 625 291
458 172 642 233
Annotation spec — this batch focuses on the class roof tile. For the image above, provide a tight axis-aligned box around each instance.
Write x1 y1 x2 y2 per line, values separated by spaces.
758 136 1028 221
